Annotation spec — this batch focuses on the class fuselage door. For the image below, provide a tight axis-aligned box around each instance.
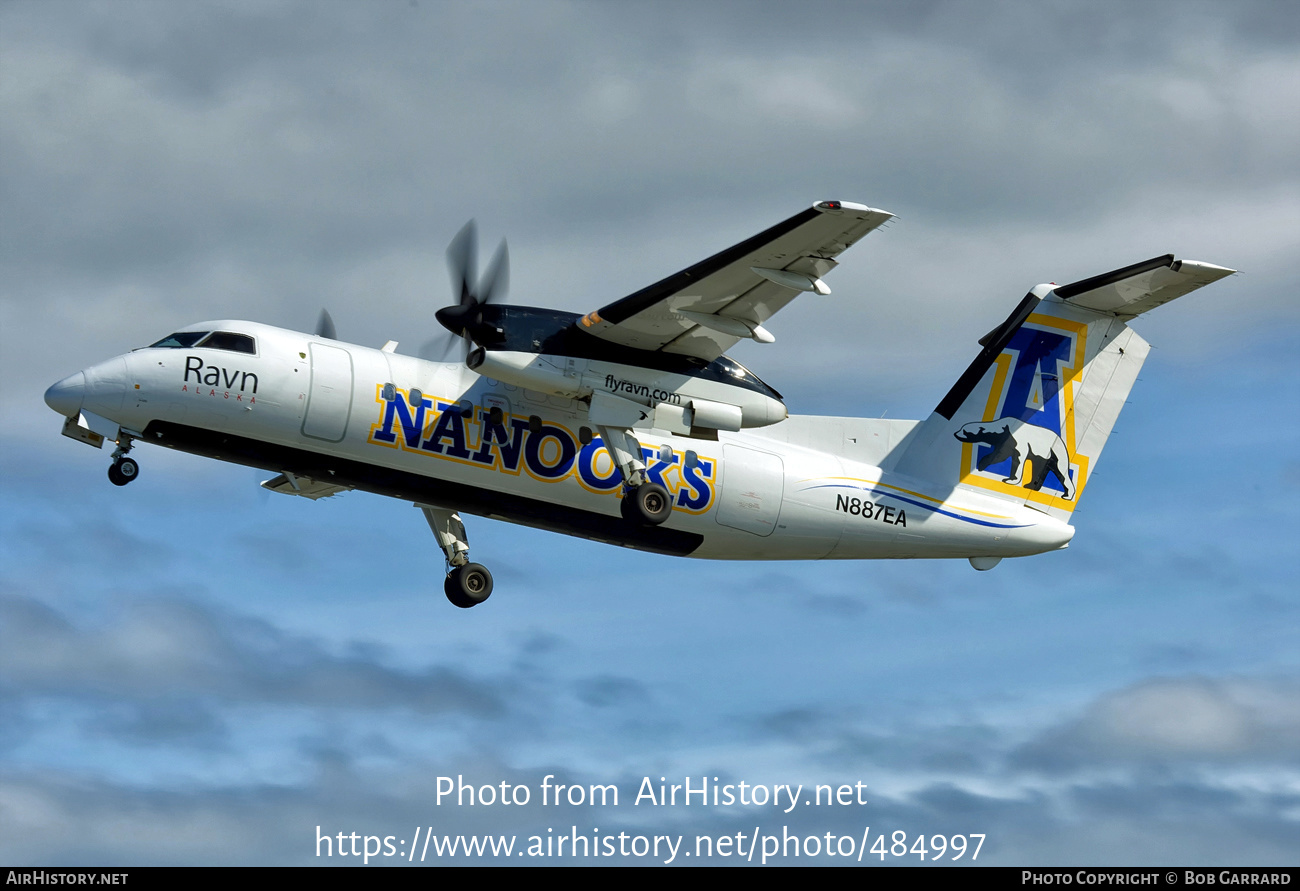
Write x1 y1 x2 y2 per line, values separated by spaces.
716 444 784 536
302 342 354 442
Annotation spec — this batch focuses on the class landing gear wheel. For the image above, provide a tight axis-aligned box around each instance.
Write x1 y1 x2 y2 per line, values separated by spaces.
444 563 493 608
621 482 671 525
107 457 138 487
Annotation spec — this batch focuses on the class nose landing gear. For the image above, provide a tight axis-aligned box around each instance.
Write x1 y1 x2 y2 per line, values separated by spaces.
107 435 139 487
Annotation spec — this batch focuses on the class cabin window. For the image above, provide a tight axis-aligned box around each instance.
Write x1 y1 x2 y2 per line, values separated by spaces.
196 331 257 354
148 331 210 349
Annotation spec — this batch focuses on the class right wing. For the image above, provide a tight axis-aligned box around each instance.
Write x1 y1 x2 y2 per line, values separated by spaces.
576 200 893 361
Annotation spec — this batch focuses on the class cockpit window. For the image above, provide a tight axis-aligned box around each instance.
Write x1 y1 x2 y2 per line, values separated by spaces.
148 331 210 349
197 331 257 354
713 356 783 400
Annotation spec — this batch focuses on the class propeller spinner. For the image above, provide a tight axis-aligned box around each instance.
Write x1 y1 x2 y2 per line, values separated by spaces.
433 220 509 358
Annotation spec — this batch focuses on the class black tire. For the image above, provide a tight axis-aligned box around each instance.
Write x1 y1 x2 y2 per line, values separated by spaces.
107 464 127 486
619 491 638 522
445 585 476 609
117 457 139 482
444 563 493 608
624 482 671 525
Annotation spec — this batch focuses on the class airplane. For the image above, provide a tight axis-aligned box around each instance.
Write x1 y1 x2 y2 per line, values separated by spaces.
43 200 1234 608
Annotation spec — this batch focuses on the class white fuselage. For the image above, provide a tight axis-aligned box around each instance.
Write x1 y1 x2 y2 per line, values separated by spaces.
52 321 1073 562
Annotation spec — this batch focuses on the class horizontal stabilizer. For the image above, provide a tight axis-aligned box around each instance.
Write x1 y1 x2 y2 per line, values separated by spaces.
1056 255 1235 316
261 472 351 500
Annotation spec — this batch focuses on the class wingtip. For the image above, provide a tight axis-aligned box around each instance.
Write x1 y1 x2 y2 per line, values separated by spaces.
1171 258 1237 279
814 199 894 219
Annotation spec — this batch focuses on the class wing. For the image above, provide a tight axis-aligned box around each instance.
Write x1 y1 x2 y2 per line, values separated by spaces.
576 200 893 361
261 472 352 500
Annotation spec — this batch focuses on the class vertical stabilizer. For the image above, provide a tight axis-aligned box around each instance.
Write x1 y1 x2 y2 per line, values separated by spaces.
893 255 1232 523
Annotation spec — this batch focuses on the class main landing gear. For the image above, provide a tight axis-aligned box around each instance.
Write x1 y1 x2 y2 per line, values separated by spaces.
445 563 493 609
620 481 671 525
107 434 139 487
596 424 671 526
421 505 493 609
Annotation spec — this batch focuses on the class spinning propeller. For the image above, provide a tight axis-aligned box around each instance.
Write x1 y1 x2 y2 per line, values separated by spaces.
431 220 509 361
314 309 337 340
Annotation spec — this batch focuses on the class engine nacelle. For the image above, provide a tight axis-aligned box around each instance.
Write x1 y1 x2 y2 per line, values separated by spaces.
467 348 583 399
466 348 786 432
686 398 743 432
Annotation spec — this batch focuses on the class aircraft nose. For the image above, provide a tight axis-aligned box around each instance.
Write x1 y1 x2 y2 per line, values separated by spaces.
44 371 86 418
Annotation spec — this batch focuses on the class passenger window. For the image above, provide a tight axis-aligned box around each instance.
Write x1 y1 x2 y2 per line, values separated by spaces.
197 332 257 354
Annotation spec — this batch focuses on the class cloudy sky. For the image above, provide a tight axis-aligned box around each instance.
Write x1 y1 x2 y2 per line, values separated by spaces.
2 0 1298 866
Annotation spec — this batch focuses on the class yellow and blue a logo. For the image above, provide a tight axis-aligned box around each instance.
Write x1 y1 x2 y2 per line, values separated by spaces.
955 314 1090 510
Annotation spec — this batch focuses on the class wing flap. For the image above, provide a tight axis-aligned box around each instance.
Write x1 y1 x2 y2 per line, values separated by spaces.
261 472 352 500
580 201 892 360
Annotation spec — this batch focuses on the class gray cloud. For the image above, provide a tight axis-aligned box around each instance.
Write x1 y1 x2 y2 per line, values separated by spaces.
751 706 1004 774
1016 677 1300 770
2 575 1299 865
4 0 1295 437
0 592 505 716
575 675 650 709
86 699 228 749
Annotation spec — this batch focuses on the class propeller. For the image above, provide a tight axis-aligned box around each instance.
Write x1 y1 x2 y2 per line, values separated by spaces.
430 220 509 361
315 309 337 340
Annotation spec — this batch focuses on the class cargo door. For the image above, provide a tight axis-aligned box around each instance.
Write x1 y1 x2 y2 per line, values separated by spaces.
716 445 784 536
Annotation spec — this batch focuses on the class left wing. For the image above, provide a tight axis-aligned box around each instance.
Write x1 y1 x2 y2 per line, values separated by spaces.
577 200 892 361
261 472 352 500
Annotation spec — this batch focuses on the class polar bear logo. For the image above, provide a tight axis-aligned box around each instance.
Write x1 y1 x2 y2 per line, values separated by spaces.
954 417 1076 499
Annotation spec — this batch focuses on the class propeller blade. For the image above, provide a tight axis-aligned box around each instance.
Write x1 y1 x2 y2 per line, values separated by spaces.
419 333 465 363
315 309 337 340
417 337 444 361
436 221 508 351
446 220 478 307
478 239 509 306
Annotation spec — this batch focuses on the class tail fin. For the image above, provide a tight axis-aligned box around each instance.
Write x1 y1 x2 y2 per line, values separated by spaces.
893 255 1234 522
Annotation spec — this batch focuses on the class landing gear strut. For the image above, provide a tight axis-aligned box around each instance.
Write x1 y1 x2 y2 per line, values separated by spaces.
598 424 671 526
107 435 139 487
421 505 493 608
